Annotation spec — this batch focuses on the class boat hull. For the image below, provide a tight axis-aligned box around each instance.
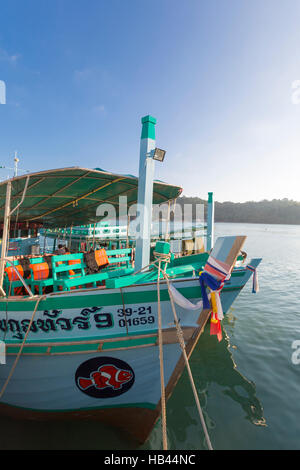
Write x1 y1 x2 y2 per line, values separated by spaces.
0 259 261 443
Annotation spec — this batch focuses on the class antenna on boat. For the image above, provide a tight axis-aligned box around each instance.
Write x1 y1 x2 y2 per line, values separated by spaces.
0 152 29 181
14 151 19 177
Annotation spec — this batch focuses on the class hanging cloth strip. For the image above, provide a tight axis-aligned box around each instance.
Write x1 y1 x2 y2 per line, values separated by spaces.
199 271 225 342
246 264 259 293
210 292 223 342
168 273 226 342
168 282 222 341
204 255 231 282
168 283 209 311
198 271 226 321
198 254 235 342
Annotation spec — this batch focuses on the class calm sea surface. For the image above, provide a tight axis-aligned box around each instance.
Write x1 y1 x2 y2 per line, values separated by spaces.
1 222 299 450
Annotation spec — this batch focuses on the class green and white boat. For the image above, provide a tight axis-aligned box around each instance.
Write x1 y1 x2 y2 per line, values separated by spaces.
0 116 261 445
40 220 207 254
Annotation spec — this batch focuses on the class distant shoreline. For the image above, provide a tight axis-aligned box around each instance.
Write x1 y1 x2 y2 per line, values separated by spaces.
176 196 300 226
214 221 300 226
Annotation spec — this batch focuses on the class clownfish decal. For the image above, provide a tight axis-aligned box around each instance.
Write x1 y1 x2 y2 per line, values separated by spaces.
78 364 133 391
75 357 135 398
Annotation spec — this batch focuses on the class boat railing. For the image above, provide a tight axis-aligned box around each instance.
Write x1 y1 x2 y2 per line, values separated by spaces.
2 258 34 298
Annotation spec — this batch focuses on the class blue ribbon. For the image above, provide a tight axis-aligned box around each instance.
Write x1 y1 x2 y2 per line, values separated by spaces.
199 272 223 309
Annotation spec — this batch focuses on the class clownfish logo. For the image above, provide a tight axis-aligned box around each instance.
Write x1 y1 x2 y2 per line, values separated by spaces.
78 365 133 391
75 357 135 398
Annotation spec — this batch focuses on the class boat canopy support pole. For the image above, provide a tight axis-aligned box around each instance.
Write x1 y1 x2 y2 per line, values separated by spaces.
207 192 214 252
9 176 29 217
0 176 30 295
135 115 157 271
68 224 73 251
92 222 96 249
0 181 12 293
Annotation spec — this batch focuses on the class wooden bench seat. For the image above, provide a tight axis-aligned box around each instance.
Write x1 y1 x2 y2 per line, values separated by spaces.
60 267 134 291
52 249 134 292
4 248 134 295
105 248 133 269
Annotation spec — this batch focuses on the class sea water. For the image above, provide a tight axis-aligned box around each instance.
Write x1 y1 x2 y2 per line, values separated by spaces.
0 222 299 450
154 222 300 450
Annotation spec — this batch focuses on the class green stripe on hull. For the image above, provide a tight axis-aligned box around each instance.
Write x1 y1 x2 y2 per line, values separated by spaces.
7 346 49 354
0 282 243 312
101 336 156 350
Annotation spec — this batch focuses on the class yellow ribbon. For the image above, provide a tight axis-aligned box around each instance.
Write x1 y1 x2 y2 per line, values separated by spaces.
210 291 219 323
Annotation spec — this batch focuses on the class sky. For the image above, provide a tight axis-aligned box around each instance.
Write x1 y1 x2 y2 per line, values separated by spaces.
0 0 300 202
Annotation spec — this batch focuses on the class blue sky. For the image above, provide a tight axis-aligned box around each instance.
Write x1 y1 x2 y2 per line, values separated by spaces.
0 0 300 202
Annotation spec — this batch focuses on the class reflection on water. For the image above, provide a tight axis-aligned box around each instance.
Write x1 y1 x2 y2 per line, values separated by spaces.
200 330 265 427
148 324 265 450
0 322 264 451
0 414 137 450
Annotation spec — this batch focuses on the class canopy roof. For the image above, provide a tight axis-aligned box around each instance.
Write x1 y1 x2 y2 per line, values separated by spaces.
0 167 182 228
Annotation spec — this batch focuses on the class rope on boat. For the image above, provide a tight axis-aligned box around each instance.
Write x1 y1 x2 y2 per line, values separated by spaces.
154 251 213 451
0 295 45 400
163 273 213 450
156 258 168 450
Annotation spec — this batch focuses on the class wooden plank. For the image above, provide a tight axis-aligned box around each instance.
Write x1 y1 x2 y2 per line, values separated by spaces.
226 235 246 267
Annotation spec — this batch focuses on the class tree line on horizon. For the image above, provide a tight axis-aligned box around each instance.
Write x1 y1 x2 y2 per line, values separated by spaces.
175 196 300 225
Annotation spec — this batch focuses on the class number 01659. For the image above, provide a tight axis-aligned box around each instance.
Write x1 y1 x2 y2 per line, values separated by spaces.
117 306 155 328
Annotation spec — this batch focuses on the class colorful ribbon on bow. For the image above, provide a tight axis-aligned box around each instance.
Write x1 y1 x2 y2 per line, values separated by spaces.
210 291 223 342
246 264 259 293
199 271 223 309
199 271 226 342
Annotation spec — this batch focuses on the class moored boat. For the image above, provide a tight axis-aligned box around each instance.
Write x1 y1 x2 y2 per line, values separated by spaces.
0 116 261 446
